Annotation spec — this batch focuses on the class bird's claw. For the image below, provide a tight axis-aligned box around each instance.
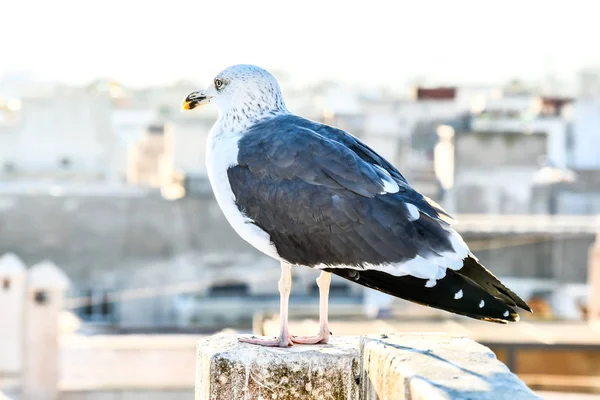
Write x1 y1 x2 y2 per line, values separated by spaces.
239 335 293 347
290 331 330 345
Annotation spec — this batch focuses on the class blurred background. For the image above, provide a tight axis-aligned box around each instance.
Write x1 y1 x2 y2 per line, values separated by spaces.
1 0 600 399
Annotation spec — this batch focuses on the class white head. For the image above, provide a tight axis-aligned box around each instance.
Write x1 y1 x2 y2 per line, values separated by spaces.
182 64 288 122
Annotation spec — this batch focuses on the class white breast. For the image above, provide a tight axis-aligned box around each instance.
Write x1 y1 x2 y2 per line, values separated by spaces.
206 127 281 261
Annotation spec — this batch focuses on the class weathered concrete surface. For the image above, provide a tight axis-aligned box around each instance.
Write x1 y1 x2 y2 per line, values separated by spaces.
360 333 540 400
196 333 360 400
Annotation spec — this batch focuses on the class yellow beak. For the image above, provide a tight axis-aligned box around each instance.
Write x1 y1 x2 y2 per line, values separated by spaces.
181 90 211 111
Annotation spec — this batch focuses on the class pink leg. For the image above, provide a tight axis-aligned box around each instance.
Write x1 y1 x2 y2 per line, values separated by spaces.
292 271 331 344
239 262 293 347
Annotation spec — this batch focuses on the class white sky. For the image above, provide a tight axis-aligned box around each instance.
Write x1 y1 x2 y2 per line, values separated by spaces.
1 0 599 87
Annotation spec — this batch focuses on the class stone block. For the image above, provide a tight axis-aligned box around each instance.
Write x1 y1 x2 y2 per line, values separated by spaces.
196 334 360 400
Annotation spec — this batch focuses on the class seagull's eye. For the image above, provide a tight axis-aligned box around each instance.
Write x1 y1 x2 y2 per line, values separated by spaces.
214 79 224 90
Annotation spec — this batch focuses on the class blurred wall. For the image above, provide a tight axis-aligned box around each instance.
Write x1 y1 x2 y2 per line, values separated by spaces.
0 188 355 329
0 185 593 329
453 131 547 213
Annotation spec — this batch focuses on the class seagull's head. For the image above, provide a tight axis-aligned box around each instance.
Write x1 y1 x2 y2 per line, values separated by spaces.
182 64 287 118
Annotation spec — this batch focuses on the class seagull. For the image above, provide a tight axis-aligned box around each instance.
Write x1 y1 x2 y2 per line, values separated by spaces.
181 64 532 347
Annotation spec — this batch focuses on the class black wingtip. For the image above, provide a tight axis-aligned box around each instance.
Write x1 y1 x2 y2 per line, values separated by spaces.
325 267 523 324
461 255 532 314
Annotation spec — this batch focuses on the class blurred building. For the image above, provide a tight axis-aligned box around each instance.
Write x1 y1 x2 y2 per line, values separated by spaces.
400 87 466 199
569 100 600 170
471 94 572 167
0 87 118 181
111 107 157 181
452 127 548 214
530 98 600 215
127 124 166 187
578 67 600 99
158 111 216 199
318 84 502 200
447 90 579 214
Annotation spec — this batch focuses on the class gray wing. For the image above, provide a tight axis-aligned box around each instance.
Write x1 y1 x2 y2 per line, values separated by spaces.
228 114 464 272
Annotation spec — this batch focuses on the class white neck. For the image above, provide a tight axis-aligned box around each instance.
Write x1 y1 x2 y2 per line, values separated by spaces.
214 103 289 136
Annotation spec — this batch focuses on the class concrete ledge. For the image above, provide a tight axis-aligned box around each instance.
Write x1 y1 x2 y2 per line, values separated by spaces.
195 333 538 400
360 333 540 400
196 334 360 399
